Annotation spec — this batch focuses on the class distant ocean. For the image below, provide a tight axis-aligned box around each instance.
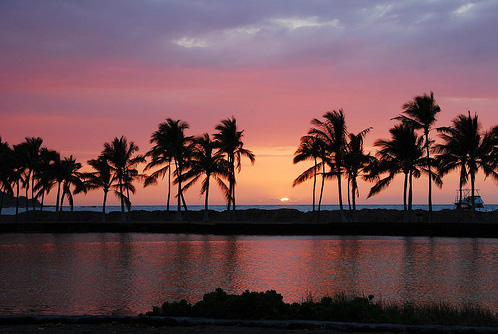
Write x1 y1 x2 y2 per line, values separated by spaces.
2 204 497 215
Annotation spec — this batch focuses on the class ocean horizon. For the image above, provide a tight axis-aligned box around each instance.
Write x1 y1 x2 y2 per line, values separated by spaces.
2 203 497 215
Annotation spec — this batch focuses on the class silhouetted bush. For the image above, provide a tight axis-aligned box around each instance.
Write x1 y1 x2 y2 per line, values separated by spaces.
146 289 498 327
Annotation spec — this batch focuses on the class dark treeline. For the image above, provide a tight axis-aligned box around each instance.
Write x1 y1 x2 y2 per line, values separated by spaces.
0 117 254 223
293 92 498 223
1 92 498 224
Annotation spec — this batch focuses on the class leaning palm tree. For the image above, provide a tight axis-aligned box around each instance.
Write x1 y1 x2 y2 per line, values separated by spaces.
147 119 193 221
182 134 229 222
436 111 498 223
293 135 327 221
394 92 441 222
367 124 426 221
214 117 255 221
83 155 115 222
103 136 144 222
309 110 348 222
343 128 375 217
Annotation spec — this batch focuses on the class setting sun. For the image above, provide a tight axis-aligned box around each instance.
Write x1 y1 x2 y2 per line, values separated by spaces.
280 197 290 202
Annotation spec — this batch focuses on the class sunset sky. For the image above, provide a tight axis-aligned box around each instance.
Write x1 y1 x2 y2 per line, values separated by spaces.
1 0 498 207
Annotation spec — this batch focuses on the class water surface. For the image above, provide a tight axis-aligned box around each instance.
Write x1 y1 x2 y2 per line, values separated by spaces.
0 234 496 315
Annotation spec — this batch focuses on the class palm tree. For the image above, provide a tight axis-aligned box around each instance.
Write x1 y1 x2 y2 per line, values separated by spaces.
0 137 13 218
58 155 86 220
309 110 348 222
343 128 375 217
293 135 327 221
214 117 255 221
144 140 173 213
182 133 229 222
23 137 43 211
436 111 498 223
33 148 59 217
84 155 115 222
103 136 144 222
367 124 426 221
395 92 441 222
147 119 193 221
11 143 30 221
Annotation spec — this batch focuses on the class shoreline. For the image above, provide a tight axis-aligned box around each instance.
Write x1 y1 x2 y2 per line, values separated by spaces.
1 208 498 237
1 315 497 334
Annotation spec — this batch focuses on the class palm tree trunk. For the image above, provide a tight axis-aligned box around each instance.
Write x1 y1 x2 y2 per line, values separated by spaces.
352 178 357 212
31 173 36 211
0 185 4 219
0 184 4 216
25 178 30 223
175 160 182 222
126 184 131 213
352 177 358 223
204 177 210 222
317 160 325 222
58 190 64 221
15 181 20 223
347 178 352 212
403 172 408 222
166 162 171 212
408 170 413 222
312 158 317 216
471 170 476 224
425 131 433 223
38 191 45 221
118 177 126 222
102 190 108 222
181 192 188 212
55 182 61 212
232 176 236 221
337 166 345 222
458 166 464 221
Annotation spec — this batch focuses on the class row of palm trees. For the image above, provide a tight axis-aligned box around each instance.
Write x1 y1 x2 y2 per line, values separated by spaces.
0 117 254 223
293 92 498 223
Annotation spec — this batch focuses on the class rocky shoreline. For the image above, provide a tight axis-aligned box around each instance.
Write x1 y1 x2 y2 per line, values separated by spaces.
1 208 498 237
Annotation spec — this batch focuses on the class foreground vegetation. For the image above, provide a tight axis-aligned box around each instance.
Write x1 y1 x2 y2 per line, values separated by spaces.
146 288 498 327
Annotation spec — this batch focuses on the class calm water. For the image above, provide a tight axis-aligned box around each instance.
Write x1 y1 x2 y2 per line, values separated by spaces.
0 234 497 315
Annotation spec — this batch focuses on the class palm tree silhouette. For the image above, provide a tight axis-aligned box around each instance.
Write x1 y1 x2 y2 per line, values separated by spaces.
182 133 229 222
368 124 426 221
436 111 498 222
103 136 144 222
58 155 86 220
33 148 59 217
309 110 348 222
343 128 375 219
23 137 43 212
11 143 30 221
214 117 255 221
0 137 13 218
84 155 115 222
293 135 327 222
394 92 441 222
147 119 193 221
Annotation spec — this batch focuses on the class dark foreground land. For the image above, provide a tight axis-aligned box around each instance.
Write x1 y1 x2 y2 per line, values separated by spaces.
1 208 498 237
0 324 423 334
1 316 497 334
